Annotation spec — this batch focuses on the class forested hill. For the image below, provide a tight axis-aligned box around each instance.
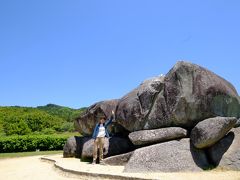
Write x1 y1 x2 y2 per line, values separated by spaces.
0 104 86 136
37 104 85 122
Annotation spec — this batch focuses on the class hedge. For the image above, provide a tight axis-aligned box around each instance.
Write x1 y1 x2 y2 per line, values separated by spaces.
0 134 69 153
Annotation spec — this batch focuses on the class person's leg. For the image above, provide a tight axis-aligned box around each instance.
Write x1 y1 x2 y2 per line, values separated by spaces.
92 138 99 164
99 137 104 163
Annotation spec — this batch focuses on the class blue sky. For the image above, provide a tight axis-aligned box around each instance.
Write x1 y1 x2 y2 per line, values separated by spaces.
0 1 239 108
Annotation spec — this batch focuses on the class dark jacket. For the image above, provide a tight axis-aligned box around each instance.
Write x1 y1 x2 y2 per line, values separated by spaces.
92 116 114 139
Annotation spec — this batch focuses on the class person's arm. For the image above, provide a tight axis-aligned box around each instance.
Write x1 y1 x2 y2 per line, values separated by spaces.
92 124 98 139
105 111 115 127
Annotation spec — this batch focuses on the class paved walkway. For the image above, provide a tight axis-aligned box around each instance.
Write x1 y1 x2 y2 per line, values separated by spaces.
42 155 240 180
0 154 240 180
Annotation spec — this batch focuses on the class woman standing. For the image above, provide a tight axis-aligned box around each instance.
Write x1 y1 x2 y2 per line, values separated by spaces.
92 110 115 164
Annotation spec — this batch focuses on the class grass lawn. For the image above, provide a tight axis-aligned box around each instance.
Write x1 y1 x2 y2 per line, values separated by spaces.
0 150 63 159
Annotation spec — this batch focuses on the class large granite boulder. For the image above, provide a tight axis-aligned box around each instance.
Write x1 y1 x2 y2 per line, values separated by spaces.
63 136 83 158
124 138 210 172
235 118 240 127
155 61 240 128
102 151 134 166
81 137 134 159
128 127 187 146
116 76 165 132
63 136 97 158
70 61 240 172
141 61 240 131
207 127 240 170
190 117 237 149
76 61 240 133
74 99 121 135
63 136 134 159
81 137 108 158
120 61 240 131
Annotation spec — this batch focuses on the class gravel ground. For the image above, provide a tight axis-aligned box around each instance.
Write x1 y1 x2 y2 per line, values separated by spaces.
0 154 240 180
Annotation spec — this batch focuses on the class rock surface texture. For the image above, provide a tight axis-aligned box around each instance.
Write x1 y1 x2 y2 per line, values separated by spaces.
63 136 134 159
124 138 209 172
63 136 82 158
190 117 237 149
69 61 240 172
207 127 240 170
75 99 119 135
103 151 134 166
128 127 188 146
75 61 240 134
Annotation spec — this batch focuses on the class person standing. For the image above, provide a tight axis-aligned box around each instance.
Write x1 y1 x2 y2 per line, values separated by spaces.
92 110 115 164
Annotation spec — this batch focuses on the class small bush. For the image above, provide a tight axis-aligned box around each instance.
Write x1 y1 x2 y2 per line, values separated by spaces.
42 128 56 134
59 122 75 132
0 134 69 153
3 118 31 136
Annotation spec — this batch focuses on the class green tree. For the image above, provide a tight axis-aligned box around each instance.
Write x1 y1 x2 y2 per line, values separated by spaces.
0 104 86 136
3 117 31 135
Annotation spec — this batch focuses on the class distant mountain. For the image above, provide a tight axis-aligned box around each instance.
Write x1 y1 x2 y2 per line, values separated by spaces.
37 104 86 122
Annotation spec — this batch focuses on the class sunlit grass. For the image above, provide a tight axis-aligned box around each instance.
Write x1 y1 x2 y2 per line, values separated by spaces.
0 150 63 159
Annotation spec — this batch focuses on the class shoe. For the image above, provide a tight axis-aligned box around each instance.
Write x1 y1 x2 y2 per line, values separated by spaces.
92 161 96 165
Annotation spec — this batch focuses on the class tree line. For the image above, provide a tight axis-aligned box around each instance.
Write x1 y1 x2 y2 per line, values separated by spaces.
0 104 86 136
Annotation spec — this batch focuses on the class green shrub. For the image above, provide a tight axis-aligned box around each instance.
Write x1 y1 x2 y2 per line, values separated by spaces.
3 117 31 136
42 128 56 134
0 134 69 153
59 122 74 132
